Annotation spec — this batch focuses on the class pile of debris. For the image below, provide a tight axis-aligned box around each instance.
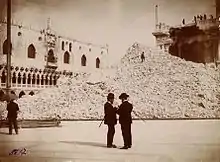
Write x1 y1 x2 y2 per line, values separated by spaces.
1 43 219 120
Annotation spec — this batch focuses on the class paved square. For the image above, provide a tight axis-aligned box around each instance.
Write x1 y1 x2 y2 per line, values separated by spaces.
0 120 220 162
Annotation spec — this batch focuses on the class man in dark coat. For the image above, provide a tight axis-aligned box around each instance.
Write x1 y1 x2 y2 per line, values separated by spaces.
7 99 19 135
104 93 117 148
117 93 133 149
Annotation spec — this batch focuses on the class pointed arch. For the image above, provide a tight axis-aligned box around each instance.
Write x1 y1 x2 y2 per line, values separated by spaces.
69 43 72 52
19 91 25 98
37 74 40 85
96 57 100 68
29 91 34 96
3 39 12 55
28 44 36 58
64 51 70 64
81 55 86 66
12 72 16 84
62 41 65 50
1 71 6 83
48 49 56 63
18 73 21 84
27 73 31 84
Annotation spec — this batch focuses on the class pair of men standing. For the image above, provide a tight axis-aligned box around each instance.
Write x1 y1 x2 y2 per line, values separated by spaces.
104 93 133 149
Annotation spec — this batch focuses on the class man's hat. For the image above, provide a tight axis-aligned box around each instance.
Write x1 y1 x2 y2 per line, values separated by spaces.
119 93 129 99
107 93 114 99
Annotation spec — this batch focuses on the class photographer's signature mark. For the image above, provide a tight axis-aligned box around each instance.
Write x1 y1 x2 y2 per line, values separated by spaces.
9 148 27 156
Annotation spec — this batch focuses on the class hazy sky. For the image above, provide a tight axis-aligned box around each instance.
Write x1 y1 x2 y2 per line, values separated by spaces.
0 0 216 63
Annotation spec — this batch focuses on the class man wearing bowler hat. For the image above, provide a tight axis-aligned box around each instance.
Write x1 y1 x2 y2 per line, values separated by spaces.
104 93 117 148
117 93 133 149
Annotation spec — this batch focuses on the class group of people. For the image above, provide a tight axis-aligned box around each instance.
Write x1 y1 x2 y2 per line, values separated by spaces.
104 92 133 149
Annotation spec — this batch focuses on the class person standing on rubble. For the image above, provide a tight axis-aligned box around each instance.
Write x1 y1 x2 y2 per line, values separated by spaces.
6 98 20 135
141 52 145 62
117 93 133 149
104 93 117 148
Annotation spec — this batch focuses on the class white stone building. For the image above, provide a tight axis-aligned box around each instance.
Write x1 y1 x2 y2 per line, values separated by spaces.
0 19 108 97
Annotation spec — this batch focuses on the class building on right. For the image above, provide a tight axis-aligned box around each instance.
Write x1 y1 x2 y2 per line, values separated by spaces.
152 0 220 64
168 15 220 64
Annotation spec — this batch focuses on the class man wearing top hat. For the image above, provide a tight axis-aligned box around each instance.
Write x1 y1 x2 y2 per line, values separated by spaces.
117 93 133 149
104 93 117 148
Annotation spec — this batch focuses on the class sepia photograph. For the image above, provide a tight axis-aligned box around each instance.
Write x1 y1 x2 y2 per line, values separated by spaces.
0 0 219 161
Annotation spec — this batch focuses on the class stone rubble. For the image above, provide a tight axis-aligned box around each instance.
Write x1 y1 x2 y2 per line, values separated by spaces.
0 42 219 120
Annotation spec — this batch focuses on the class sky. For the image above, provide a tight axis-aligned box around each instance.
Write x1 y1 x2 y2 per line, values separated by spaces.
0 0 216 64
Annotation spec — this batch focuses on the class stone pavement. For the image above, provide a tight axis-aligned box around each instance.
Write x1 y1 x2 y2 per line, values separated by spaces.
0 120 220 162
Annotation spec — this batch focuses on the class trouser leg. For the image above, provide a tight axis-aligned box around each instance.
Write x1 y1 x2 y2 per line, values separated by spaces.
128 124 132 146
107 124 115 146
121 124 129 147
8 118 13 134
13 119 18 134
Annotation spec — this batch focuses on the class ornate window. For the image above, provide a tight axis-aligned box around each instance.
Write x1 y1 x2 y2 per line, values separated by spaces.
28 44 36 58
12 72 16 84
81 55 86 66
3 39 12 55
47 49 56 63
29 91 34 96
62 41 65 50
64 51 70 64
1 71 6 83
19 91 25 98
69 43 72 52
96 57 100 68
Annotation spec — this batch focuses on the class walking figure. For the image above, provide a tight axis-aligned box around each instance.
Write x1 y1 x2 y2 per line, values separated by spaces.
104 93 117 148
141 52 145 62
117 93 133 149
7 98 19 135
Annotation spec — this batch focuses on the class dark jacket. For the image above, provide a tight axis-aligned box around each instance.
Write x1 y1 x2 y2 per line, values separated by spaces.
7 101 19 119
117 101 133 124
104 102 117 125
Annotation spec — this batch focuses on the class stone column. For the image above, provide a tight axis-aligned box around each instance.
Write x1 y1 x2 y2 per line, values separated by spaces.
217 39 220 62
0 74 2 87
30 74 33 88
15 72 18 88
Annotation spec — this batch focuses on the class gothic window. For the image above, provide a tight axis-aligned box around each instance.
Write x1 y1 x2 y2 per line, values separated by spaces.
1 71 6 83
69 43 72 52
41 75 44 85
19 91 25 98
29 91 34 96
32 74 35 85
23 74 26 84
45 75 48 85
12 72 16 84
96 58 100 68
18 73 21 84
53 76 57 85
3 39 12 55
27 74 31 84
62 41 65 50
64 51 70 64
28 44 36 58
81 55 86 66
47 49 56 63
37 75 40 85
50 76 53 85
89 48 91 52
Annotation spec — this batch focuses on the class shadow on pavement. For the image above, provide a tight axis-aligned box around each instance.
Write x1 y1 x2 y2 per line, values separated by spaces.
60 141 107 148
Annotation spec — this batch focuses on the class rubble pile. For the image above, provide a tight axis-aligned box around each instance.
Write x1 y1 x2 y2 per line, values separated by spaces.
0 43 219 120
111 43 220 118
